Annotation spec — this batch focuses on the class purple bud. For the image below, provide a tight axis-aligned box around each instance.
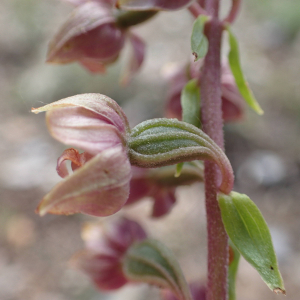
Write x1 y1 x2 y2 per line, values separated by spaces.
71 218 147 290
47 2 125 72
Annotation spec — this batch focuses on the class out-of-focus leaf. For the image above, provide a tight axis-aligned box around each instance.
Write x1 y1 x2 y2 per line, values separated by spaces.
181 79 201 128
226 26 264 115
218 192 285 294
191 15 209 61
117 0 194 11
228 241 240 300
123 239 192 300
175 162 184 177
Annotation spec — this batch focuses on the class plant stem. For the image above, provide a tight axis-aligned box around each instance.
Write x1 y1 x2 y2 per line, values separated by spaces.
201 1 230 300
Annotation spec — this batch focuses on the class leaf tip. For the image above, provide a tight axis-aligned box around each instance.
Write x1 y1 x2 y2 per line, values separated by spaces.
192 52 198 62
35 203 47 216
257 107 264 115
273 288 286 295
31 107 41 114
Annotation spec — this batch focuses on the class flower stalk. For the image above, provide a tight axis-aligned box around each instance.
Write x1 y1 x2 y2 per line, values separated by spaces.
201 1 230 299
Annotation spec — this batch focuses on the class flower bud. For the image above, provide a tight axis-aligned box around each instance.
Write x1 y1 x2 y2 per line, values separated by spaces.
71 217 147 290
47 1 147 79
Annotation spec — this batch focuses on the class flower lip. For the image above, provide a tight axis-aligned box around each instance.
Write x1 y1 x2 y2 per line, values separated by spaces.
36 145 132 217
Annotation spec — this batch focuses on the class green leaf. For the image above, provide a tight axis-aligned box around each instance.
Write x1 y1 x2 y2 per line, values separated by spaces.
181 79 201 128
191 15 209 61
226 26 264 115
218 192 285 294
228 240 240 300
175 162 184 177
123 239 192 300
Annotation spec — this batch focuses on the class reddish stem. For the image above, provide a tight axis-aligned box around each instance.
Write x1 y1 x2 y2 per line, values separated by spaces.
223 0 241 24
188 2 208 18
201 1 230 300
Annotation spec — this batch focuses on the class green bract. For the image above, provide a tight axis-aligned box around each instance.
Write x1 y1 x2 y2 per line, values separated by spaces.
128 118 234 194
123 239 192 300
181 79 201 128
218 192 285 294
191 15 209 61
226 26 264 115
228 241 240 300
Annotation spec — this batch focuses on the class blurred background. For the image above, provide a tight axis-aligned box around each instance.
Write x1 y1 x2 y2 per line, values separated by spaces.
1 0 300 299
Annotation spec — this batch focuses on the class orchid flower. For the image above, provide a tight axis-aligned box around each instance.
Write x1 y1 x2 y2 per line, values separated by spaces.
32 93 233 217
165 59 245 122
47 0 147 82
70 217 147 290
32 94 132 217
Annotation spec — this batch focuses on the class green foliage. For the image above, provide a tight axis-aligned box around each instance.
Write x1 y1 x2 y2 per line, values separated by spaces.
226 26 264 115
181 79 201 128
218 192 285 294
123 239 192 300
191 15 209 61
228 241 240 300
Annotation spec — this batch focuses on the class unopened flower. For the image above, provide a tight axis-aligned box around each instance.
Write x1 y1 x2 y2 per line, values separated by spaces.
125 163 204 217
162 282 206 300
47 0 146 82
71 217 147 290
165 59 245 122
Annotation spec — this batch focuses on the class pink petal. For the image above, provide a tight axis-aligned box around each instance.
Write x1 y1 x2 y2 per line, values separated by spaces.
79 58 107 73
47 106 124 155
117 0 194 11
105 217 147 253
152 188 176 218
47 2 125 64
125 167 152 205
71 217 146 290
32 94 130 153
71 251 128 290
220 65 245 122
120 33 145 85
36 146 131 217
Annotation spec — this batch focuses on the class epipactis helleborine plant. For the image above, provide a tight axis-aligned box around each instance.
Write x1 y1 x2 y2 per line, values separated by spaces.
32 93 233 217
